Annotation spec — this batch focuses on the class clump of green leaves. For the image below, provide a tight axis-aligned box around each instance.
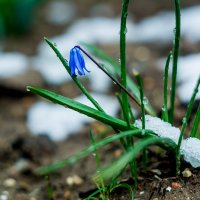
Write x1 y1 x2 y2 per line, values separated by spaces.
27 0 199 198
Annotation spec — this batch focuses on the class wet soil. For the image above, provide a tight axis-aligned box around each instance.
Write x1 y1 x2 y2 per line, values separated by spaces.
0 0 200 199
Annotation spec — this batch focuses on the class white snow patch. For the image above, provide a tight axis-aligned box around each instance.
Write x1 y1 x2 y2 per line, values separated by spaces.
135 5 200 43
0 52 28 78
177 54 200 102
46 1 76 25
158 53 200 102
135 12 173 43
180 137 200 168
32 56 72 85
134 115 180 144
27 93 119 141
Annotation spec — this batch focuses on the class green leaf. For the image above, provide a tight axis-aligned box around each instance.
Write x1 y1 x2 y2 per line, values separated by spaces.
81 42 156 116
190 104 200 138
27 86 134 131
94 136 176 181
35 129 154 175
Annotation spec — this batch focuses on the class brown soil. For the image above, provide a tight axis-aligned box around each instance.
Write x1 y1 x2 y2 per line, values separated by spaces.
0 0 200 199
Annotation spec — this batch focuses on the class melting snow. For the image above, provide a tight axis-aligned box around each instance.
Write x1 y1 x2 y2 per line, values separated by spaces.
135 6 200 43
177 54 200 102
27 93 119 141
180 137 200 168
134 115 180 144
0 52 28 78
135 115 200 168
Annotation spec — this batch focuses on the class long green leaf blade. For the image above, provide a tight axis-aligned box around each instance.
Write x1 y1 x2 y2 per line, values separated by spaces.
190 103 200 138
94 137 176 181
27 86 134 131
35 129 154 175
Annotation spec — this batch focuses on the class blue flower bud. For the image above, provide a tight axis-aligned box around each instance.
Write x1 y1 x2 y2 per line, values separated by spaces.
69 46 90 76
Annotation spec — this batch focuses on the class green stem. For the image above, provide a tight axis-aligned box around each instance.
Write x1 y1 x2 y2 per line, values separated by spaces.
90 131 105 196
128 103 136 123
115 94 137 188
120 0 130 128
190 104 200 138
120 1 138 186
162 51 172 122
176 77 200 174
134 71 145 130
169 0 181 124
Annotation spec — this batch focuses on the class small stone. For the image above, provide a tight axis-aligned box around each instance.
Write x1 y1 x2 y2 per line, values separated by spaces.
139 191 144 195
171 182 181 189
152 198 159 200
73 175 83 185
30 198 37 200
166 186 172 192
182 168 192 178
113 149 123 158
64 191 71 199
66 177 73 186
66 175 83 186
3 178 16 188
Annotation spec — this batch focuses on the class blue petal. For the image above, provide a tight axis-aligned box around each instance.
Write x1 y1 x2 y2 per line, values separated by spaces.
76 48 90 73
74 48 85 75
69 46 90 76
69 49 77 76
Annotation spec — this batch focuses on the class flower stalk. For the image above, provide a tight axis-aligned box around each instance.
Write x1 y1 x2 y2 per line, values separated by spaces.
169 0 181 124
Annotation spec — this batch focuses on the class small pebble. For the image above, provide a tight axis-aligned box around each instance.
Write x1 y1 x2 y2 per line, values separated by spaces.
66 175 83 186
139 191 144 195
114 149 123 158
171 182 181 189
166 186 172 192
152 198 159 200
30 197 37 200
182 168 192 178
64 191 71 199
3 178 16 188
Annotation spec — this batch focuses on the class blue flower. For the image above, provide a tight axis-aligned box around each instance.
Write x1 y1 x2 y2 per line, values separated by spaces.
69 46 90 76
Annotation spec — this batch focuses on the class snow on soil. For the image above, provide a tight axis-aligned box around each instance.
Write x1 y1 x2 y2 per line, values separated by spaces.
27 93 119 141
181 137 200 168
158 53 200 103
135 115 200 168
0 52 29 78
134 115 180 144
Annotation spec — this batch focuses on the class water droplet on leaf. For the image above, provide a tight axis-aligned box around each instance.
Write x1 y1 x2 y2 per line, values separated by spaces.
143 97 148 105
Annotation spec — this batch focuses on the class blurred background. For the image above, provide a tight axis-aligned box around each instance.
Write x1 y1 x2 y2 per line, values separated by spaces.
0 0 200 199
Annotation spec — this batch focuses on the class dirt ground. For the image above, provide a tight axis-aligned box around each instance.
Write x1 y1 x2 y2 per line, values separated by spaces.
0 0 200 199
